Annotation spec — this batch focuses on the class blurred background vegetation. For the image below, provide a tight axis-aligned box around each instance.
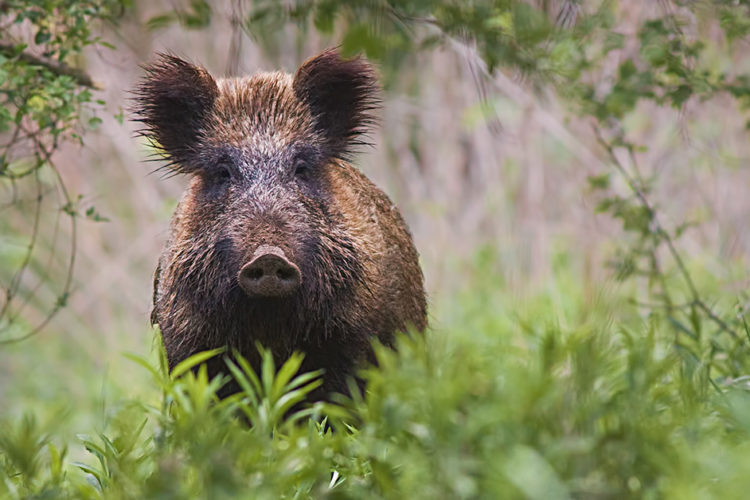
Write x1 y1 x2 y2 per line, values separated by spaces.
2 0 750 498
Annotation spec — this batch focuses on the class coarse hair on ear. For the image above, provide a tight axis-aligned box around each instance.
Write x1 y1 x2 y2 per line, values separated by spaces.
293 48 380 160
132 54 218 173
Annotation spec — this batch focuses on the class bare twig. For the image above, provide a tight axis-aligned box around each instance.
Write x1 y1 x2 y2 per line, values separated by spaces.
0 163 43 323
0 134 77 345
593 126 738 340
412 12 739 342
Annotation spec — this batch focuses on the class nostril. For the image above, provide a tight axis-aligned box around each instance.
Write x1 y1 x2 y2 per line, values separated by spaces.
247 267 264 280
276 267 295 280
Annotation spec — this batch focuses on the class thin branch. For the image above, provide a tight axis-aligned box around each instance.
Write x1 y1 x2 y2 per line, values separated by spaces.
0 134 77 345
445 37 603 173
0 162 43 323
421 13 739 342
593 126 738 340
0 42 101 89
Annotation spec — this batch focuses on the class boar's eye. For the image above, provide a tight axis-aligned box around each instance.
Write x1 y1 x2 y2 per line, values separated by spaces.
294 157 312 180
203 157 233 190
214 165 232 183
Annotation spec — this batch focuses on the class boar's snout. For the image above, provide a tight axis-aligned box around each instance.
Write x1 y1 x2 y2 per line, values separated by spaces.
238 245 301 298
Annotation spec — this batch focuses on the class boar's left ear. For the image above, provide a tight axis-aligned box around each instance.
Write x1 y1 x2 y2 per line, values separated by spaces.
133 54 218 172
293 48 380 160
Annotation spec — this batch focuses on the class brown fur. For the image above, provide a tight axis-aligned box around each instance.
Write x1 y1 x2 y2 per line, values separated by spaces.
134 49 426 399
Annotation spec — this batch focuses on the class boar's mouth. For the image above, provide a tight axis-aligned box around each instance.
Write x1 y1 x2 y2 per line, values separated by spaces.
237 245 302 298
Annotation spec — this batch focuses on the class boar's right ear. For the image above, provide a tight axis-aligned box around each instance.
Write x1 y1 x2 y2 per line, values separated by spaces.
133 54 218 171
293 49 380 160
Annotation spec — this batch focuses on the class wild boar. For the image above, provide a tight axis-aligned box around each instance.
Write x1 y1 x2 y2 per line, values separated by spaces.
134 49 427 399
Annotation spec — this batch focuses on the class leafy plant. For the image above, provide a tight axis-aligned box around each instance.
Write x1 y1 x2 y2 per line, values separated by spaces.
0 0 127 344
2 1 750 498
3 269 750 498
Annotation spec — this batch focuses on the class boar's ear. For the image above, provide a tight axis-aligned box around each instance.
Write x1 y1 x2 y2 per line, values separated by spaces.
133 54 218 171
293 49 380 160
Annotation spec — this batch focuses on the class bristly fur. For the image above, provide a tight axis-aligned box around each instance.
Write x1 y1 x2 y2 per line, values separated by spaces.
293 48 381 161
135 49 426 402
133 50 380 172
132 54 218 174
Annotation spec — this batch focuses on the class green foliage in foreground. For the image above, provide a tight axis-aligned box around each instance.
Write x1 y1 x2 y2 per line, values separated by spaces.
2 273 750 500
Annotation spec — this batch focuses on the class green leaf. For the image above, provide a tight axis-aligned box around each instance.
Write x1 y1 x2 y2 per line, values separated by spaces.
27 95 46 112
341 23 386 60
313 4 336 34
226 358 260 408
669 84 692 108
618 59 637 80
85 205 109 222
146 13 176 31
504 445 571 500
183 0 212 29
587 173 610 190
34 30 51 45
271 352 305 398
171 348 225 379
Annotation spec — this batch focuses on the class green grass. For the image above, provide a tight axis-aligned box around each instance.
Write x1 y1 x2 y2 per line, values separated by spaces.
1 258 750 499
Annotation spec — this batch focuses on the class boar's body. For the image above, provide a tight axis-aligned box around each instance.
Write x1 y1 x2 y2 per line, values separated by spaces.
136 50 426 398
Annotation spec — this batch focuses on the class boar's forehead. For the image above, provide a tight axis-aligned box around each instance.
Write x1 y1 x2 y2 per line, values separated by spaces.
206 73 318 155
